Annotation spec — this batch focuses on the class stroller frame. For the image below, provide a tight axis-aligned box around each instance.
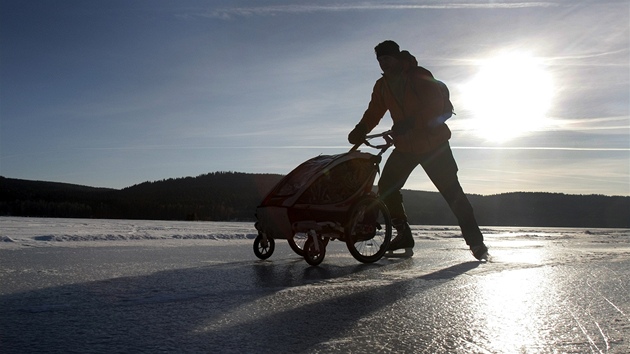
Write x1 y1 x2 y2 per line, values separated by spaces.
253 131 395 265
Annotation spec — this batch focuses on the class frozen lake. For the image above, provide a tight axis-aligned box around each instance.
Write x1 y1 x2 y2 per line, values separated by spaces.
1 217 629 353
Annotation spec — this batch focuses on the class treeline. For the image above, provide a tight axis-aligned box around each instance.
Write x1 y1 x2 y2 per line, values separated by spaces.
0 173 281 221
1 174 629 228
401 190 630 228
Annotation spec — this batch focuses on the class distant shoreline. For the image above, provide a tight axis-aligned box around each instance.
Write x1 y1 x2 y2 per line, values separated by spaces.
2 174 629 228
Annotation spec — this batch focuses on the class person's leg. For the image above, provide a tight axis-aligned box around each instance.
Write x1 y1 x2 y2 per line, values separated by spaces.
440 181 484 246
378 149 418 222
419 143 485 249
378 149 419 253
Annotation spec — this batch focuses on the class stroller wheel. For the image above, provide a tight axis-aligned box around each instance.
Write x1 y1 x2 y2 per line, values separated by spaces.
253 233 275 260
345 196 392 263
303 235 326 266
287 232 308 256
288 231 330 257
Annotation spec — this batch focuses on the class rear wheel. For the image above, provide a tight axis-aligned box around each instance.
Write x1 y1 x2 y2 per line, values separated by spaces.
303 234 326 266
253 233 275 259
345 196 392 263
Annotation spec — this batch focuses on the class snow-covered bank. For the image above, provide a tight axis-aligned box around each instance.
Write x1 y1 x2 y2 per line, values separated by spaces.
2 217 629 249
0 217 258 247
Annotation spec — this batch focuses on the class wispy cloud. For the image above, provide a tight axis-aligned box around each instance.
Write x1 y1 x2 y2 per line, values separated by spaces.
546 116 630 133
544 49 630 67
199 2 561 19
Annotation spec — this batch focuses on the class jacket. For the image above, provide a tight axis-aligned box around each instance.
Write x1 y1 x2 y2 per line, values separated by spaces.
359 65 451 155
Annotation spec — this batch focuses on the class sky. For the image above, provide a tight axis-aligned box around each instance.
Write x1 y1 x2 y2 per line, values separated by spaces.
1 0 628 197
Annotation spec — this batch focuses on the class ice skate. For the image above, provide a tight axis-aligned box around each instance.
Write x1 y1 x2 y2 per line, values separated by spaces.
384 247 414 258
470 243 489 261
384 221 414 258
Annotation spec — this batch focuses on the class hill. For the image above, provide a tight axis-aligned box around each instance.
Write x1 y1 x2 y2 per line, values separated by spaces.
401 190 629 228
0 173 282 221
1 174 629 228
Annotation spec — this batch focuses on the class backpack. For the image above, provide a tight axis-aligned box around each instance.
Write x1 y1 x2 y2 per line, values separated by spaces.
435 79 455 121
398 51 455 122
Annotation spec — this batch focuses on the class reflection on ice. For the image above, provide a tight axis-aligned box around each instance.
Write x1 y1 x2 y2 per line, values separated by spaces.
1 217 629 353
488 245 547 265
476 267 554 352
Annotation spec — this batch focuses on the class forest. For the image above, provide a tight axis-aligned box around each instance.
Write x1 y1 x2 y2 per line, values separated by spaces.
1 173 629 228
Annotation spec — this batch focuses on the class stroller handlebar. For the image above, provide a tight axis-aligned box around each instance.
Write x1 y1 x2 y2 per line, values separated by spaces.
365 129 393 140
350 130 394 154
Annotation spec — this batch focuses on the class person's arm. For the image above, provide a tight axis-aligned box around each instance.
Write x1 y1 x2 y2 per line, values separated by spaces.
349 79 388 144
360 79 388 131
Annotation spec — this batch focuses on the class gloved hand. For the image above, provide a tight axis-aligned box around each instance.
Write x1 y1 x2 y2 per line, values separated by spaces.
392 118 414 136
348 123 368 145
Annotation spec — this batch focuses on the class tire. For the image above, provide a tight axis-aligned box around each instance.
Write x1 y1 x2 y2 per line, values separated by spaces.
288 231 330 257
253 233 275 260
345 196 392 263
303 234 326 266
287 232 308 256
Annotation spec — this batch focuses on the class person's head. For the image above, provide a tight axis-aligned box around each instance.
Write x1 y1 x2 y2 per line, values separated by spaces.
375 40 400 58
374 40 402 75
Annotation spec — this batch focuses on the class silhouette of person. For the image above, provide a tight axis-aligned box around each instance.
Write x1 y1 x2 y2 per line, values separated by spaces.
348 40 488 260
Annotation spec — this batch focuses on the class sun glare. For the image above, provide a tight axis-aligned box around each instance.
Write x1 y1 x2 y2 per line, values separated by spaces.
461 52 554 143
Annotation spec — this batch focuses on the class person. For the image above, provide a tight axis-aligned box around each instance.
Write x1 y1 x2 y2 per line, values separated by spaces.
348 40 488 260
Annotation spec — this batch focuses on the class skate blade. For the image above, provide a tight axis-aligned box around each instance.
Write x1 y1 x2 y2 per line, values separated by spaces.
475 251 490 262
384 248 414 258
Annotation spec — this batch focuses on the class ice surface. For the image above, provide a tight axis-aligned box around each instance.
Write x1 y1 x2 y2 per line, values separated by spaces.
1 217 629 353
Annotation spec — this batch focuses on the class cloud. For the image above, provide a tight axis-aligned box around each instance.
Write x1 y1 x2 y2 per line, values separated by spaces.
546 116 630 134
545 49 630 67
198 2 561 19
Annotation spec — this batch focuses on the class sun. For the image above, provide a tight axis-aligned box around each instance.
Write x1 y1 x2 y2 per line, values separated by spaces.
461 51 553 142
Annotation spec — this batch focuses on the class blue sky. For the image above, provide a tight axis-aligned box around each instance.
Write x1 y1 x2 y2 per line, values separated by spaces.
1 0 628 196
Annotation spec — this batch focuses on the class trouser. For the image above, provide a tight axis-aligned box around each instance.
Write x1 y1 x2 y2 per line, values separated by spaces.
377 142 484 246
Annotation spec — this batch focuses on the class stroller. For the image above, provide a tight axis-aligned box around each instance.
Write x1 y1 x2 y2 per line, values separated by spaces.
253 130 395 265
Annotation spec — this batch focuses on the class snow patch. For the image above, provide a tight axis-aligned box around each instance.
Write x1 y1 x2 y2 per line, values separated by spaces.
1 217 629 249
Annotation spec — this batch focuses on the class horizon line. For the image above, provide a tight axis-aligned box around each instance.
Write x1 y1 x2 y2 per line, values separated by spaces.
2 174 628 198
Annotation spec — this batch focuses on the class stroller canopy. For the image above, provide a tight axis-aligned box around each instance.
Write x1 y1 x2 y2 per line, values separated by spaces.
266 151 377 206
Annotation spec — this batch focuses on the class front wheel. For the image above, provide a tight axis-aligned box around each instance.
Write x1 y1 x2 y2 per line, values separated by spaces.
288 231 330 257
345 196 392 263
287 232 308 256
253 233 275 259
303 234 326 266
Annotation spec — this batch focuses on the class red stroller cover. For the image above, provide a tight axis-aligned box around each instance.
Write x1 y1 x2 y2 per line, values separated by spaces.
269 151 376 206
